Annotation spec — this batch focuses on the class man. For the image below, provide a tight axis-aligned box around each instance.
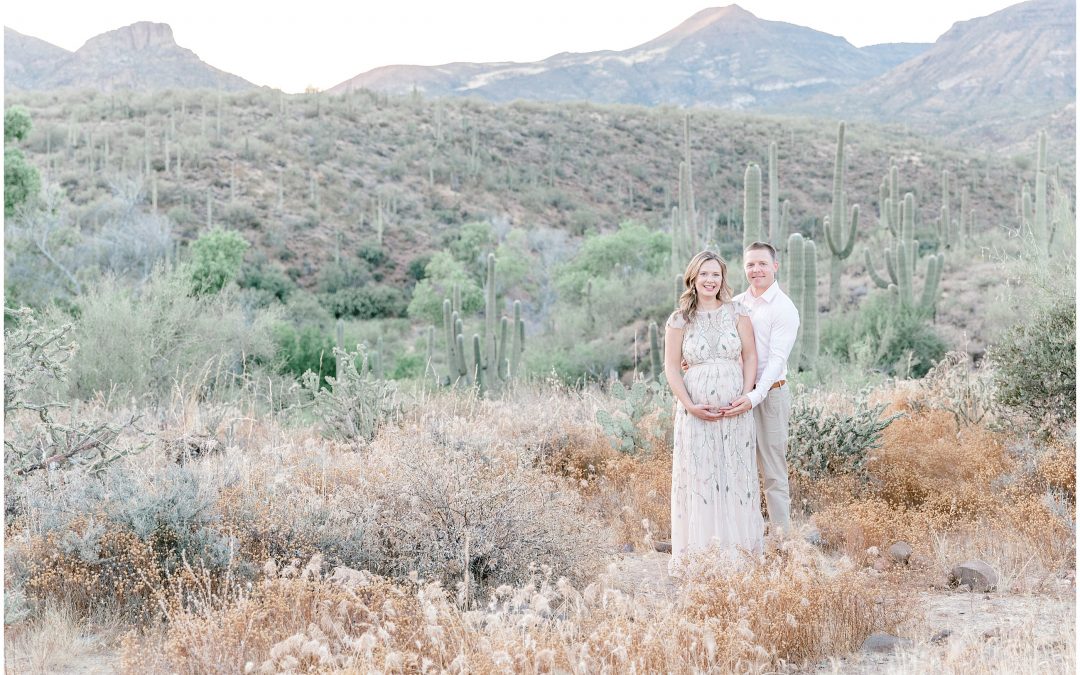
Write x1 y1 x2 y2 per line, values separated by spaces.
721 241 800 537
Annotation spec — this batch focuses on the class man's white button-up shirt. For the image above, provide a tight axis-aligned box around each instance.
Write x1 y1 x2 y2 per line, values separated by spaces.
733 281 800 408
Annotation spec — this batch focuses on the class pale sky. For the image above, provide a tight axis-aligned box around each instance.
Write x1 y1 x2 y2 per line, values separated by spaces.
4 0 1023 93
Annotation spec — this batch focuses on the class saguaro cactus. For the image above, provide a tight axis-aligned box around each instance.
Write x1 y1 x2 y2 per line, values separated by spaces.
1033 130 1049 253
824 121 859 309
649 322 662 381
768 142 779 242
441 254 525 394
801 239 819 371
743 162 763 249
785 233 806 373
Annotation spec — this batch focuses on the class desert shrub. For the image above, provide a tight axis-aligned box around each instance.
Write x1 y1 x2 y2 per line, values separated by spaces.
5 107 40 216
355 428 603 595
356 243 389 268
314 259 371 294
525 335 635 385
595 377 673 454
821 292 947 378
871 408 1012 515
220 202 260 229
390 353 425 380
788 400 901 483
553 220 669 302
989 291 1075 434
318 284 407 319
12 461 243 622
64 266 276 402
3 308 139 479
406 252 484 324
446 220 494 271
236 259 294 305
188 227 249 295
270 322 334 381
406 253 430 281
299 346 402 442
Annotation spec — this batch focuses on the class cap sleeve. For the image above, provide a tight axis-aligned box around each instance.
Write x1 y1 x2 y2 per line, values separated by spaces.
666 310 688 330
731 302 750 318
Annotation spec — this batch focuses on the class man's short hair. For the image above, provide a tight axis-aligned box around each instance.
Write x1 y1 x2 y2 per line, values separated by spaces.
744 241 777 262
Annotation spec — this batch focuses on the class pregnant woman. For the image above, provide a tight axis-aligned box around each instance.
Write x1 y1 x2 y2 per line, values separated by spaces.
664 250 764 576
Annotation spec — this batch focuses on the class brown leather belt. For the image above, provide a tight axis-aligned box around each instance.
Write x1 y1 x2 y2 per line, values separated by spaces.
769 380 785 390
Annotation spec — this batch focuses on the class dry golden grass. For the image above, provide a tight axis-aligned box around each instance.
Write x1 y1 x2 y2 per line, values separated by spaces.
5 377 1075 674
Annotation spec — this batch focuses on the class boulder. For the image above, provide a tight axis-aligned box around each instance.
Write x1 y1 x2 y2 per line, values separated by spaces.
861 632 910 653
888 541 913 564
929 629 953 644
949 559 998 592
654 540 672 553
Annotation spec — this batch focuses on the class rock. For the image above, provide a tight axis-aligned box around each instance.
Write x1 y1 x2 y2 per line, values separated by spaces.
930 629 953 644
888 541 913 565
654 540 672 553
872 558 890 572
949 559 998 592
621 543 635 553
861 632 910 653
866 546 881 557
982 627 1002 640
803 527 823 546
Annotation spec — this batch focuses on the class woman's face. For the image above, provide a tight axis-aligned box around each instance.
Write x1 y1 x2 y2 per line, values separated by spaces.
694 259 724 301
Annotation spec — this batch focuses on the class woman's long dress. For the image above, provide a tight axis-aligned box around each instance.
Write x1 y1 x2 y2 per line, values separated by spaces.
667 303 764 575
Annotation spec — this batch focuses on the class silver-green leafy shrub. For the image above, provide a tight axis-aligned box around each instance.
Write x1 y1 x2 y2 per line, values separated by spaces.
300 345 403 442
787 400 902 481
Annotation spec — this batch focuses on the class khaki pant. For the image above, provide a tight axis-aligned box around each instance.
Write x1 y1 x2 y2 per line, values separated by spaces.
754 384 791 535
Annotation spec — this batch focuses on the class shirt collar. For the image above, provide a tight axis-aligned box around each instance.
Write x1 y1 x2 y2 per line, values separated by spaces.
746 281 780 303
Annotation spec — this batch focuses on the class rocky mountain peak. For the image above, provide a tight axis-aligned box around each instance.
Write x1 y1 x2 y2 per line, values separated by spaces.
78 21 178 55
643 5 759 45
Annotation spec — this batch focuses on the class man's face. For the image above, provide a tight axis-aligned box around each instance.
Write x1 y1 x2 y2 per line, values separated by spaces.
744 249 778 292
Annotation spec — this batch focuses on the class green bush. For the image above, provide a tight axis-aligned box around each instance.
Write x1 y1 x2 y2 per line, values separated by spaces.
989 292 1076 433
315 259 371 294
406 251 484 324
821 292 947 378
5 107 40 216
237 260 295 305
554 221 670 302
319 285 407 320
189 227 249 295
271 322 334 382
64 265 276 402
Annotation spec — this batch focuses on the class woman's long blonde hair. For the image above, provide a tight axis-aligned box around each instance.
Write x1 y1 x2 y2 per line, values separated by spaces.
675 251 732 324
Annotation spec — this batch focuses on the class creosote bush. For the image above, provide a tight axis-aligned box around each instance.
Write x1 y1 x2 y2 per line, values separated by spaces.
989 290 1076 435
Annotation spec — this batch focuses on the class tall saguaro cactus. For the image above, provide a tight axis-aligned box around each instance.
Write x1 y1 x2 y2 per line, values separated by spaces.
824 121 859 310
768 142 779 241
801 239 819 370
785 233 805 374
743 163 764 249
1033 130 1050 253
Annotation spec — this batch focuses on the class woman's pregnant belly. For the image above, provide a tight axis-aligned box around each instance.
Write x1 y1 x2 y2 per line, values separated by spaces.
683 362 743 407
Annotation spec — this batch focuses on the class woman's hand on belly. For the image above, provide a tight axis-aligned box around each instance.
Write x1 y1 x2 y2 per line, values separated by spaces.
686 402 724 422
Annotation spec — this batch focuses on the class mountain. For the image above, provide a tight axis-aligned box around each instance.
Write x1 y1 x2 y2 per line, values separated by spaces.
812 0 1075 144
4 27 72 90
4 22 258 92
329 5 931 109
